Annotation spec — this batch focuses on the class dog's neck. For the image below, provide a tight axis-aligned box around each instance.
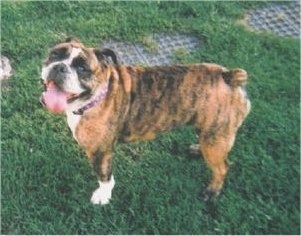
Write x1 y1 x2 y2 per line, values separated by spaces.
71 83 109 115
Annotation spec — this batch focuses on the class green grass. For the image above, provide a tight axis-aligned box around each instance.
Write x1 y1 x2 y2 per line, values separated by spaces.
1 1 300 234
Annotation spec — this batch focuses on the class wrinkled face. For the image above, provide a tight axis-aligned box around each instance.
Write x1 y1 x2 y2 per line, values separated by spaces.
41 39 117 114
41 42 100 96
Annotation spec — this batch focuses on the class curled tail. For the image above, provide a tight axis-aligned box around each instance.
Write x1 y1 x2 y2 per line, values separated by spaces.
222 68 248 87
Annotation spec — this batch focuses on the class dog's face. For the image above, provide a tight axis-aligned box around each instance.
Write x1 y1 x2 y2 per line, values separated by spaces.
41 38 117 113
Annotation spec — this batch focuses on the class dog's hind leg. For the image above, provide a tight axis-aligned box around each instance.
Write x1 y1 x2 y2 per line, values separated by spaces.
198 134 235 201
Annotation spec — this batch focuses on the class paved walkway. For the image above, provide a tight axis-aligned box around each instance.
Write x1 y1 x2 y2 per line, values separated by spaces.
247 1 300 38
101 2 300 67
1 2 299 82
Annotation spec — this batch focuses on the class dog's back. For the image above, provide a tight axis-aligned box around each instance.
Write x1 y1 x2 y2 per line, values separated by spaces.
120 63 250 143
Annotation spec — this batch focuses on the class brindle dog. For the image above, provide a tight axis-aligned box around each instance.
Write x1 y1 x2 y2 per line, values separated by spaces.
41 38 251 204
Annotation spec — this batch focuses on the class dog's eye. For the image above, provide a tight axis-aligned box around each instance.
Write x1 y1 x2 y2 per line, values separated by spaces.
72 57 90 74
49 51 59 61
76 64 91 76
49 48 68 61
77 65 87 72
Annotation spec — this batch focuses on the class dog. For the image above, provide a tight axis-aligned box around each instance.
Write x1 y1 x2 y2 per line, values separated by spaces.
40 37 251 205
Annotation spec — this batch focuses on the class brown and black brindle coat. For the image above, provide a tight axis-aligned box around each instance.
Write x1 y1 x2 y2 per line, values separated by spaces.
74 49 251 200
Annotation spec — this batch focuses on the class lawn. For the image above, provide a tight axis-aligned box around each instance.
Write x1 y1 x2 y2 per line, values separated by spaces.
1 1 300 234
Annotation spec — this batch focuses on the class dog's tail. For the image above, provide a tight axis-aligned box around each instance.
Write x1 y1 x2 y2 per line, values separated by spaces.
222 69 248 88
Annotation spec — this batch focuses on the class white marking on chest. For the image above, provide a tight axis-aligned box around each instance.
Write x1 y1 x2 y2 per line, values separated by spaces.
66 111 82 141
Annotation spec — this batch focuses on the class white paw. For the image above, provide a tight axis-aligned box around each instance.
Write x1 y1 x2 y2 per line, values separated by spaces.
91 188 111 205
90 176 115 205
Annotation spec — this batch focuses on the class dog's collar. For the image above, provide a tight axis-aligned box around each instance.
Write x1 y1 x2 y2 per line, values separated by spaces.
72 84 109 115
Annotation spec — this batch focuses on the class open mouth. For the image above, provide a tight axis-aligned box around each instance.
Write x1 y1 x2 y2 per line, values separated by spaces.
40 81 79 114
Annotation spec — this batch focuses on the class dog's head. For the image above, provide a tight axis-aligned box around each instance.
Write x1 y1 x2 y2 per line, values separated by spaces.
40 37 117 114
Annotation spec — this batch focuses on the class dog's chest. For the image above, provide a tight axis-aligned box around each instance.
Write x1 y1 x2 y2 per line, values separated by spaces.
66 111 81 141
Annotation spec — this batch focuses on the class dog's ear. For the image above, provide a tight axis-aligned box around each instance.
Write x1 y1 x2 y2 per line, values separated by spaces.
64 37 85 48
65 37 81 44
94 48 118 65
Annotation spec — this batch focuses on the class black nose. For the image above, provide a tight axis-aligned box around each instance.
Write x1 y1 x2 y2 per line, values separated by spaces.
48 63 68 86
53 63 68 74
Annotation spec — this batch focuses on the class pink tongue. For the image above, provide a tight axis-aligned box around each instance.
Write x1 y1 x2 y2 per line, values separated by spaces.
42 86 68 114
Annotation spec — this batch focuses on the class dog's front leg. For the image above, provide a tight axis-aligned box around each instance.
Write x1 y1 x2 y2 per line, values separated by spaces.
88 150 115 205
